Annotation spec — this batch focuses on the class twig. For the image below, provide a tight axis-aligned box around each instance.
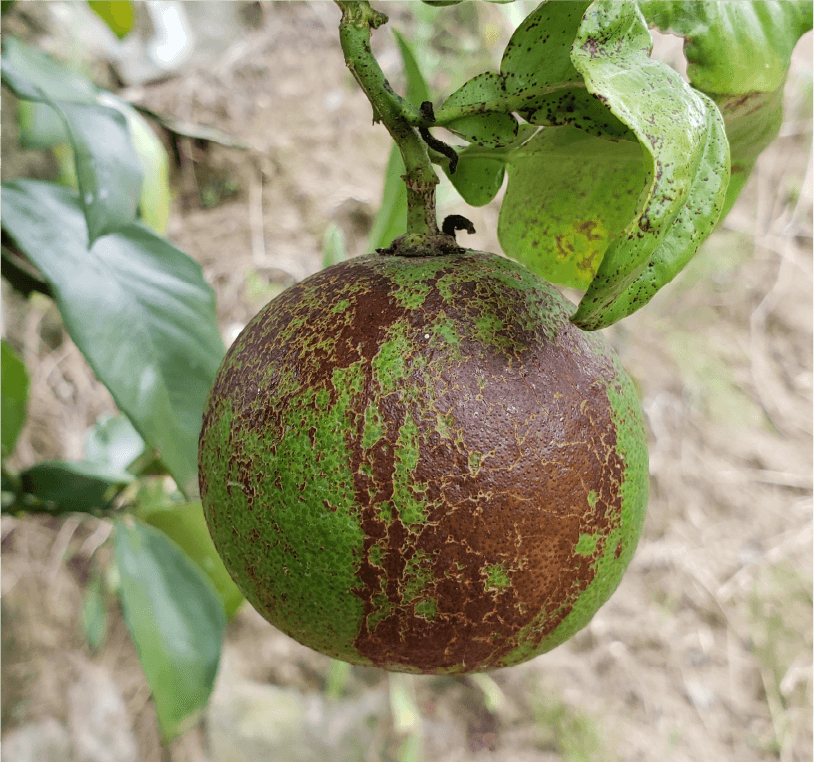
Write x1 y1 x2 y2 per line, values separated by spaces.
46 515 81 584
249 167 267 267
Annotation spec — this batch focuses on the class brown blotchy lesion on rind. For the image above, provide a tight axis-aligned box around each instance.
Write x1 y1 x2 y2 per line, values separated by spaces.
336 257 624 673
201 253 625 673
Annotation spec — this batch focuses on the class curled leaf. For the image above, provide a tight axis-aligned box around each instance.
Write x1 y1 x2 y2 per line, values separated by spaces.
575 94 730 328
569 2 730 329
640 0 813 95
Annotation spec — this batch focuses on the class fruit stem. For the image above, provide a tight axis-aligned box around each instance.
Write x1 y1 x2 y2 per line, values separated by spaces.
336 1 440 238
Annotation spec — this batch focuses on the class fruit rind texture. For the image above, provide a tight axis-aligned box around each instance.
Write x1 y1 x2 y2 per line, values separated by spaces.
198 249 649 674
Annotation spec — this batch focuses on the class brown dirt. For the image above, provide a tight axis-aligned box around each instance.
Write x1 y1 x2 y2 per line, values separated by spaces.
2 4 811 762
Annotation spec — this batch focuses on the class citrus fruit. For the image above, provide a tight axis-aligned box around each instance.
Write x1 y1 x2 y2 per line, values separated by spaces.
198 246 649 674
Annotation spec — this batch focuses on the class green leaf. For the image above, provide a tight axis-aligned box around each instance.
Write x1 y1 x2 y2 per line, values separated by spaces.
20 96 172 235
2 38 142 243
713 87 784 222
368 148 407 251
53 99 143 244
393 29 430 107
321 222 347 269
141 500 244 618
368 30 430 251
498 126 645 289
82 571 109 653
501 1 592 93
639 1 810 219
1 340 29 458
87 1 135 39
17 100 68 149
1 180 225 496
447 146 506 207
441 72 518 147
639 1 814 94
1 37 97 103
568 2 730 330
86 414 146 475
444 124 536 207
19 460 132 514
114 519 226 741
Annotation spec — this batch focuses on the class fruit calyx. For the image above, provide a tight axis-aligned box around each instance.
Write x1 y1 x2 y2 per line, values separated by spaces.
379 216 476 258
376 233 463 258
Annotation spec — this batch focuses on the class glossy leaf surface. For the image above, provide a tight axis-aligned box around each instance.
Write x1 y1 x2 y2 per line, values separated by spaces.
2 180 225 496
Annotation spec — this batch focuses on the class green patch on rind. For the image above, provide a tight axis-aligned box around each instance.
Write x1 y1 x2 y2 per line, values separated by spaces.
574 532 600 556
483 562 512 591
200 364 371 665
414 597 438 620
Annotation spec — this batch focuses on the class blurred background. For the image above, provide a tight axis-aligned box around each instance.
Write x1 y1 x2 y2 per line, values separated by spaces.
1 2 811 761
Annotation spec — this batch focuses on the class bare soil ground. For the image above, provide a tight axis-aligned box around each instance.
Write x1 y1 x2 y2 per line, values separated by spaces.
2 3 812 762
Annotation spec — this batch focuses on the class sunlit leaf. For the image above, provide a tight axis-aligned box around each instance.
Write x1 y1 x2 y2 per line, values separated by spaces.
1 340 29 459
88 1 135 40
